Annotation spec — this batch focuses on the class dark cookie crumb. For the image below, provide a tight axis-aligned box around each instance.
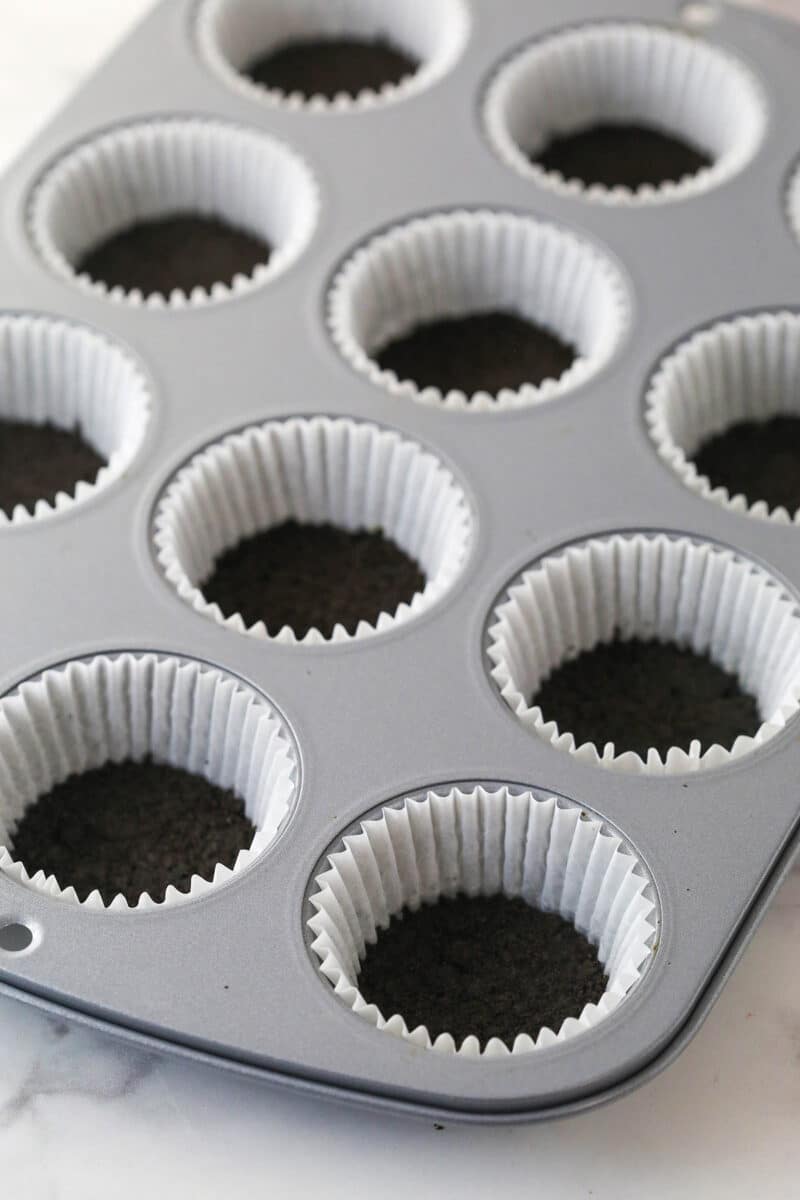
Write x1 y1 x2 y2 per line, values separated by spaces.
202 519 425 638
246 37 417 99
11 758 254 905
533 638 760 758
694 415 800 515
0 419 104 513
357 894 607 1046
78 215 271 295
535 123 711 190
375 312 575 396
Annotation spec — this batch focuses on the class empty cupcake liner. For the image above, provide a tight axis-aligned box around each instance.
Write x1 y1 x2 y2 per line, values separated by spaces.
196 0 470 112
307 785 658 1056
153 415 473 644
0 314 150 525
646 311 800 524
484 22 767 205
28 117 319 308
0 653 298 910
328 210 630 411
487 532 800 775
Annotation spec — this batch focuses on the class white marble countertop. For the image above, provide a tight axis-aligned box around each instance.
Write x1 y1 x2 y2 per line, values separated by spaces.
2 3 799 1195
4 870 800 1198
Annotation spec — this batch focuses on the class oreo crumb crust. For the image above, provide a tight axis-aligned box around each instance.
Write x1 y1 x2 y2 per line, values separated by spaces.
0 419 104 513
78 215 271 295
535 123 711 190
357 894 607 1045
375 311 576 396
246 37 417 99
10 758 255 905
533 638 760 758
694 416 800 516
202 519 426 638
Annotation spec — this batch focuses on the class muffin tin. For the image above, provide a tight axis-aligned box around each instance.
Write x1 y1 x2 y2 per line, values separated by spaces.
1 0 800 1123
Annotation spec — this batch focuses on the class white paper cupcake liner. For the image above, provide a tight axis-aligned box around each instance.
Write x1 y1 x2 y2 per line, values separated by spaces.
646 312 800 525
328 210 630 411
196 0 470 113
0 314 150 525
0 653 298 911
484 22 767 205
487 532 800 775
307 785 658 1056
153 416 473 644
28 118 319 308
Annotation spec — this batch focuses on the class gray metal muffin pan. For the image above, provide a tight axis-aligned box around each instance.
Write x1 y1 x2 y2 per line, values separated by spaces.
1 0 800 1123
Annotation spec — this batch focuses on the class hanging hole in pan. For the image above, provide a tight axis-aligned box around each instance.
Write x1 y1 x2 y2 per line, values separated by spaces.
0 922 34 953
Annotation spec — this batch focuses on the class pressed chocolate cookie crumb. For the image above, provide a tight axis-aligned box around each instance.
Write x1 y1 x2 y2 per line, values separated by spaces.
375 312 576 396
10 758 254 905
0 419 104 513
78 215 271 295
203 520 426 638
693 416 800 515
357 894 607 1045
534 638 760 758
535 123 711 190
246 37 417 99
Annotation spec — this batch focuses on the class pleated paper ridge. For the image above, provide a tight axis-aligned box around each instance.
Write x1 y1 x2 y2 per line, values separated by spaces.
28 117 319 307
484 21 766 205
153 415 473 643
0 653 298 910
646 311 800 525
308 786 657 1056
487 532 800 775
0 314 150 524
328 209 630 410
197 0 470 112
